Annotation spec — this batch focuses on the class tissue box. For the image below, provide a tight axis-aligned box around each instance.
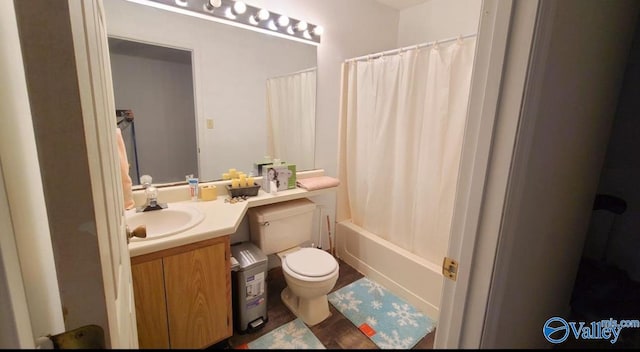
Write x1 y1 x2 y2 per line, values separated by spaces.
286 164 296 189
262 164 296 192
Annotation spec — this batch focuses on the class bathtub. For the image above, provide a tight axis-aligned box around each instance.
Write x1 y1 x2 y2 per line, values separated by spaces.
335 220 442 320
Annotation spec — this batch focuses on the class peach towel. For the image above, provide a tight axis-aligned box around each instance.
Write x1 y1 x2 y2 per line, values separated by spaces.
296 176 340 191
116 127 135 210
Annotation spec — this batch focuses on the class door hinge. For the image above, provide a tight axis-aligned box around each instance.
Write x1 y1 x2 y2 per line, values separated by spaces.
442 257 458 281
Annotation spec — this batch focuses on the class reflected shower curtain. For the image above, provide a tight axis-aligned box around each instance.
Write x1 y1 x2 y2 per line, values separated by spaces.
266 68 316 169
337 37 476 264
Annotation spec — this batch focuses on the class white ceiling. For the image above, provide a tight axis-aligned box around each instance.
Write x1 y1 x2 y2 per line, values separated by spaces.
376 0 429 10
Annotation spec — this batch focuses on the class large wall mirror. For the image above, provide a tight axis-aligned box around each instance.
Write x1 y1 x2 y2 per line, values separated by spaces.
105 0 317 185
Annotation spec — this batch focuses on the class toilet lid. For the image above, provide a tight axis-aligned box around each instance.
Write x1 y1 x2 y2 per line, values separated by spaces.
284 248 337 277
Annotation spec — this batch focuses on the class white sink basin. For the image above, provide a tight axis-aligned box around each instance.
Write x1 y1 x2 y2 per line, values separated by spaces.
126 203 205 241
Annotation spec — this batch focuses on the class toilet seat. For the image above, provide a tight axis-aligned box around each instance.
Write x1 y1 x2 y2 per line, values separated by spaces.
283 248 338 279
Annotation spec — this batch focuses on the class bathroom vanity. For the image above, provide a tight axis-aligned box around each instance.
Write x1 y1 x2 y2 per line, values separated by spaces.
130 236 231 349
128 170 336 348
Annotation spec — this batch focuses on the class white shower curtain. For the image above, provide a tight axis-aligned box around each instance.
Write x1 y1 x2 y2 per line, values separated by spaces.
266 68 316 170
338 37 476 264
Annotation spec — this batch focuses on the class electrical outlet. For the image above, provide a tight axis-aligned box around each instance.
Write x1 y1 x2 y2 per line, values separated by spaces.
206 119 214 129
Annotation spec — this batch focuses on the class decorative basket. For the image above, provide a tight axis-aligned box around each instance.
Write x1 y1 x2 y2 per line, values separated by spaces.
226 183 261 197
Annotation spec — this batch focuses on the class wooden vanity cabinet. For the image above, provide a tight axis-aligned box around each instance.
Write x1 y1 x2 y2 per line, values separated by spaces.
131 258 169 348
130 236 232 349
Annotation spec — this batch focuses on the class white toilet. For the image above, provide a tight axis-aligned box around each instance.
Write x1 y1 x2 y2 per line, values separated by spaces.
248 198 339 326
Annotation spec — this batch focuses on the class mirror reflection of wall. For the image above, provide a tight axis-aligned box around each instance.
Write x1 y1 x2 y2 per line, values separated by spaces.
104 0 317 184
109 38 198 185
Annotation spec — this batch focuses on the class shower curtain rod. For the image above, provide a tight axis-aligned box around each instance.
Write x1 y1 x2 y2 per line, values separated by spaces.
345 33 477 63
268 66 317 80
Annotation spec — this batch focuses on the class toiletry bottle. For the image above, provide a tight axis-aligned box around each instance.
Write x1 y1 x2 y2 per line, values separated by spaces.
186 174 199 201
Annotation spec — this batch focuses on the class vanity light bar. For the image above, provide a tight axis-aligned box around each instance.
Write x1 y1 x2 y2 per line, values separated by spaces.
147 0 322 44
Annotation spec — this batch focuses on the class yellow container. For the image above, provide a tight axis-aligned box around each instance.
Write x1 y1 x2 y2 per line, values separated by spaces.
200 185 217 201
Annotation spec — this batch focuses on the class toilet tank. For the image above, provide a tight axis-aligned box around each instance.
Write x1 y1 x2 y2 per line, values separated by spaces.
248 198 316 255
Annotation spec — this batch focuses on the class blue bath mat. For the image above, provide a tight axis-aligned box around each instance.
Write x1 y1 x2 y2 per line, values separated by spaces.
328 277 436 349
242 318 325 349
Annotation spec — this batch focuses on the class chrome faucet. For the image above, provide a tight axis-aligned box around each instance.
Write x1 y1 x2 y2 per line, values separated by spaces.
137 175 167 212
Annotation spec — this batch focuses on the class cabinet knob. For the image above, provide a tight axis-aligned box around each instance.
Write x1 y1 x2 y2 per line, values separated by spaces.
126 225 147 244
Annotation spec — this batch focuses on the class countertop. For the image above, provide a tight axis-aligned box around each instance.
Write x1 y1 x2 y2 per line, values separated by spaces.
127 178 337 257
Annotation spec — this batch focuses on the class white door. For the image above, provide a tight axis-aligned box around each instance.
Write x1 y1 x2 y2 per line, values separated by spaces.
434 0 540 348
68 0 138 347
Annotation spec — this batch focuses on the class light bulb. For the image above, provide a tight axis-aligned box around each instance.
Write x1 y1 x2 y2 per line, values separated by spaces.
232 1 247 15
312 25 324 36
277 15 290 27
204 0 221 11
267 20 278 31
258 8 270 21
225 7 236 19
295 20 308 32
251 8 270 23
286 25 294 35
175 0 188 7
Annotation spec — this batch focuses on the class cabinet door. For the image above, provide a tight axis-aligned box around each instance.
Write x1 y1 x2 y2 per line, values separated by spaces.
163 239 232 349
131 259 170 349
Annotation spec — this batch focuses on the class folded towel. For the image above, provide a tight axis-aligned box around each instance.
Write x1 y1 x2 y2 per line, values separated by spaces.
116 127 135 210
296 176 340 191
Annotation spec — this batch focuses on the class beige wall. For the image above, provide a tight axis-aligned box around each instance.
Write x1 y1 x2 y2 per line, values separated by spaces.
397 0 482 47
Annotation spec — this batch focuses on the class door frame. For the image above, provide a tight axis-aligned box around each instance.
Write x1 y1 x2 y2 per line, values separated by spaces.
435 0 542 348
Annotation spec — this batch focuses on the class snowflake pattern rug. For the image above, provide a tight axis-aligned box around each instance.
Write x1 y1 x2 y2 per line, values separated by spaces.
328 277 436 349
242 318 325 349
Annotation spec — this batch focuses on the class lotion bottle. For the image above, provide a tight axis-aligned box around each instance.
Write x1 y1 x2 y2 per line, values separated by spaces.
186 174 199 201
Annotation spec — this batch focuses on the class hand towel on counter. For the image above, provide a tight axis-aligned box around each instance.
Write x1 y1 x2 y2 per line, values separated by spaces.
116 127 135 210
296 176 340 191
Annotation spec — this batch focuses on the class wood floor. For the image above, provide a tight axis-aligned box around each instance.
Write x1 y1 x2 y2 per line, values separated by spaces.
224 257 435 349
